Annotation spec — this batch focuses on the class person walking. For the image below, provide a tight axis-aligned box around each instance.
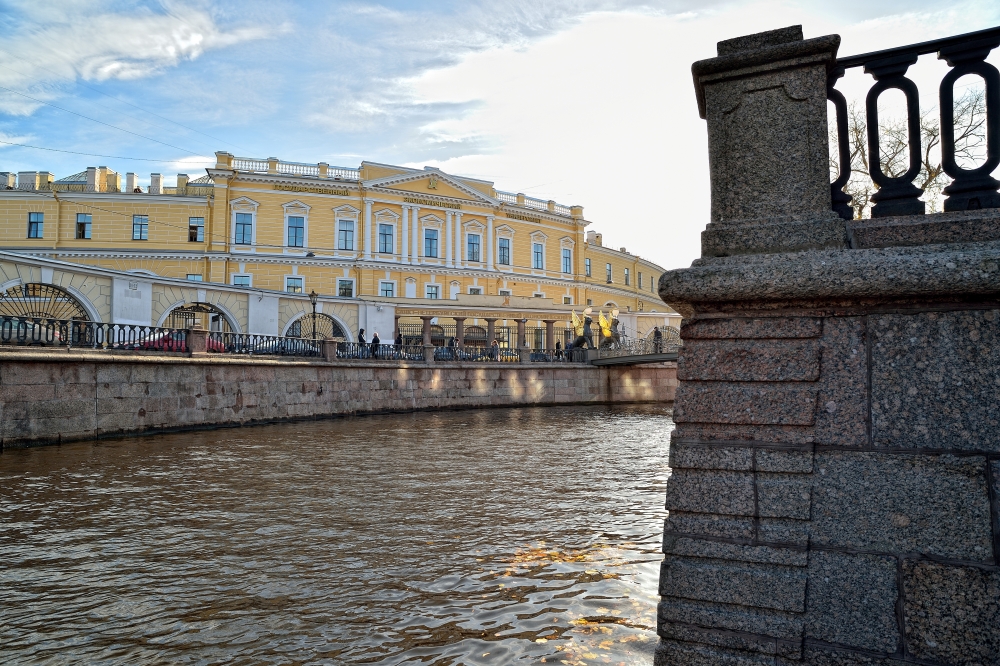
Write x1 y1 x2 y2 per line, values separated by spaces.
358 328 367 358
491 338 500 361
555 339 562 360
653 326 663 354
370 331 380 359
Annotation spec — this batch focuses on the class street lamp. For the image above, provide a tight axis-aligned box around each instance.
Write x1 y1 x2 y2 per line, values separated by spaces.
309 290 318 341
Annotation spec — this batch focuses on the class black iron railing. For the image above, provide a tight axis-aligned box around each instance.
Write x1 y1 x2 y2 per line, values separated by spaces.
0 316 189 352
829 26 1000 217
336 342 425 360
209 332 321 357
529 348 589 363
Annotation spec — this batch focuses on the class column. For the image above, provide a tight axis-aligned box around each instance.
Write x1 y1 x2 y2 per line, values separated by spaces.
455 212 463 268
486 216 494 271
543 319 556 350
516 319 527 348
363 199 373 260
420 316 433 346
412 206 420 264
485 318 496 345
393 315 400 341
401 206 409 264
454 317 465 347
445 211 453 267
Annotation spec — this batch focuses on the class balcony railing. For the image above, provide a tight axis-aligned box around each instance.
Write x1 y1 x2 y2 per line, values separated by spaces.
494 190 518 204
230 157 361 182
828 26 1000 218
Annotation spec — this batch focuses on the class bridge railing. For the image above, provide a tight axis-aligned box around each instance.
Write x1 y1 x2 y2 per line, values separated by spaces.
0 316 189 352
596 336 681 359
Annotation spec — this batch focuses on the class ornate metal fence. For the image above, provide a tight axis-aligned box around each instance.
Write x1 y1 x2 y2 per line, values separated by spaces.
0 317 189 352
208 332 321 357
829 26 1000 218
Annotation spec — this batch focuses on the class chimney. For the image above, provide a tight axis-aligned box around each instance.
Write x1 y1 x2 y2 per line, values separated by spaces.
106 170 121 193
149 173 162 195
586 230 596 244
86 167 98 192
126 173 139 193
620 247 627 253
594 233 603 247
97 166 109 192
38 172 53 190
17 171 39 190
177 173 189 192
0 172 14 189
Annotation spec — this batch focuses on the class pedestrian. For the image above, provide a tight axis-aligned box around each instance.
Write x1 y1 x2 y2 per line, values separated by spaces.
653 326 663 354
395 331 403 346
371 331 380 358
491 338 499 361
555 339 562 360
358 328 367 358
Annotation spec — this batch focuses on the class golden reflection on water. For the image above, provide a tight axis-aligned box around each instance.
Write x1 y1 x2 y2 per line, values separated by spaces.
0 404 673 665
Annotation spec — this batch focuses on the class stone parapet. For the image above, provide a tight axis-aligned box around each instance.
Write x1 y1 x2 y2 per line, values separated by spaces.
0 350 676 448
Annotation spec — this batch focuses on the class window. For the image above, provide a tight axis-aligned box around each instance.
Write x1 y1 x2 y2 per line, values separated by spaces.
232 275 251 287
498 238 511 265
585 258 591 277
587 299 593 306
533 293 544 298
27 212 43 239
499 289 512 296
338 220 354 251
638 272 643 289
624 268 630 286
467 234 481 262
532 243 544 270
606 263 612 283
287 215 305 247
561 248 572 274
285 277 303 293
426 284 440 299
186 274 203 282
424 229 438 258
338 279 354 298
235 213 253 245
75 213 92 239
132 215 149 240
563 296 572 305
378 224 393 254
469 287 482 295
379 281 395 298
189 217 204 242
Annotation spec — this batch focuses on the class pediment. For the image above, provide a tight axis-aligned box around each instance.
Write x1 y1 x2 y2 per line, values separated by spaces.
365 169 498 205
230 196 259 211
333 204 360 218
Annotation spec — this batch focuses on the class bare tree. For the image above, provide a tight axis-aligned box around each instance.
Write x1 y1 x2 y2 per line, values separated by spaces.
830 88 987 219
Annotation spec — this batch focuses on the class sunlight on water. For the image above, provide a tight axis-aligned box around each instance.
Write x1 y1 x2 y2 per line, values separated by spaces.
0 404 673 665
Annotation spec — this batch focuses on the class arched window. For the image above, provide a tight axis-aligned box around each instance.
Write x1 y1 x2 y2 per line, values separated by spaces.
164 303 236 333
287 313 347 340
0 283 91 320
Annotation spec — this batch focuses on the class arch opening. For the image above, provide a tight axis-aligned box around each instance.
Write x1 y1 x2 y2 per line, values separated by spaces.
286 313 347 340
164 302 236 333
0 283 91 321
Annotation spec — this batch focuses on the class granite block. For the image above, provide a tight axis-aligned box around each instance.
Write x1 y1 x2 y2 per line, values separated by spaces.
658 597 804 640
849 208 1000 249
902 559 1000 664
664 511 756 540
757 448 814 473
658 623 799 659
678 339 820 381
654 639 776 666
659 556 807 612
805 551 899 654
683 316 822 340
812 315 868 448
663 536 807 566
871 309 1000 452
757 472 812 520
665 468 755 516
758 517 811 546
779 648 908 665
674 384 817 425
670 442 753 470
812 452 992 560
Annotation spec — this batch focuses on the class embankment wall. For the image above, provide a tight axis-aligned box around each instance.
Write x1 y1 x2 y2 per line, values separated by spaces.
0 349 676 448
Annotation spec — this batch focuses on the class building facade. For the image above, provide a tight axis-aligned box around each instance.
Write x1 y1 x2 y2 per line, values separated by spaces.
0 154 677 344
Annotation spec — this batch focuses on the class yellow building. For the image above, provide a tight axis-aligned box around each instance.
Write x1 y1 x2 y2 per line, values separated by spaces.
0 155 677 345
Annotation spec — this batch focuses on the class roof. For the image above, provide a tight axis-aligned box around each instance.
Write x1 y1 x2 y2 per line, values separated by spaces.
56 171 87 183
188 174 214 184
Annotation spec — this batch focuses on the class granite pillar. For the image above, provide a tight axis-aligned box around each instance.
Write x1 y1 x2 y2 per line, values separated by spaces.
420 316 433 346
454 317 465 347
655 24 1000 666
485 318 497 345
543 319 556 350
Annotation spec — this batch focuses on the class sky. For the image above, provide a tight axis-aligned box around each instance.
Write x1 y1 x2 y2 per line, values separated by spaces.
1 0 999 270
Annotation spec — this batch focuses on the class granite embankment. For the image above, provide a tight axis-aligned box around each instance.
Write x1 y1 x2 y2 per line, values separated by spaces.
0 349 676 448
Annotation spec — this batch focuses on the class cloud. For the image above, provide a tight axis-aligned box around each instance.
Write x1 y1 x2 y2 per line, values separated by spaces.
0 1 280 115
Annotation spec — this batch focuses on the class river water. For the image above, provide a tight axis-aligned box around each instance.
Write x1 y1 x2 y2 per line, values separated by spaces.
0 405 673 665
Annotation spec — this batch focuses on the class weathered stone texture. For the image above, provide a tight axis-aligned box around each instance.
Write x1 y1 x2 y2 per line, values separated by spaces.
673 384 817 425
664 468 755 516
902 559 1000 664
0 352 676 447
660 556 806 612
678 339 820 382
811 452 993 561
871 309 1000 452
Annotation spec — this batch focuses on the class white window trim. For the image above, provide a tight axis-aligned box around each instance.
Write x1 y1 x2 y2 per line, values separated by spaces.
498 289 512 296
404 277 417 299
424 283 442 299
336 218 357 253
378 280 397 298
231 273 253 287
420 215 444 260
336 277 357 298
230 197 259 252
282 201 310 253
530 231 548 273
563 296 573 305
495 224 515 272
375 208 400 257
284 275 305 293
467 286 484 295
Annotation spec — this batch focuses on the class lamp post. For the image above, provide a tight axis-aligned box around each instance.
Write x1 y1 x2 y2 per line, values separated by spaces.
309 290 318 341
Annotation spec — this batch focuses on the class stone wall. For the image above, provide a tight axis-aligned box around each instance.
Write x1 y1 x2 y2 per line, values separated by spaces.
0 350 676 448
655 25 1000 665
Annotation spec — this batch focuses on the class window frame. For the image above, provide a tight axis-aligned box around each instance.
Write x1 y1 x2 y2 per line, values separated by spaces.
27 212 43 239
468 286 483 295
379 281 396 298
337 219 355 251
532 242 544 270
378 223 394 254
286 215 306 248
497 237 511 266
585 258 591 277
285 276 304 294
424 229 439 258
638 272 643 289
467 233 481 262
231 274 252 288
561 248 572 274
606 263 612 283
132 214 149 241
234 212 254 245
186 274 203 282
337 278 355 298
425 284 440 299
76 213 92 240
188 216 205 242
624 268 630 286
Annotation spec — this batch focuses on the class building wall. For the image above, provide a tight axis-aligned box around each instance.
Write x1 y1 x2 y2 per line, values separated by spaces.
0 350 677 448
